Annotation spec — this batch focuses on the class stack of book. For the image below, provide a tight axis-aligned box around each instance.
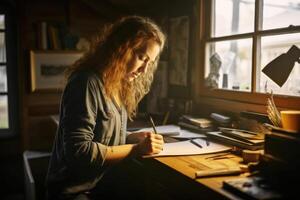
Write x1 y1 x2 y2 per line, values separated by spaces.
178 115 215 133
206 127 265 150
246 124 300 195
263 124 300 166
36 21 78 50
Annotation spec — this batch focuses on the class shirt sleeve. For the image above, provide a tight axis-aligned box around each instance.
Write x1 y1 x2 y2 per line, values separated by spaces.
61 73 108 171
126 131 132 137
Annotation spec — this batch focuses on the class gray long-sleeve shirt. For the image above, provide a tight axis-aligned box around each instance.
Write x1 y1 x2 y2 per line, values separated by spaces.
46 69 127 194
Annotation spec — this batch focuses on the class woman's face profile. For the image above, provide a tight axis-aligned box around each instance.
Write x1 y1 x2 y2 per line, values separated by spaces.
126 40 160 82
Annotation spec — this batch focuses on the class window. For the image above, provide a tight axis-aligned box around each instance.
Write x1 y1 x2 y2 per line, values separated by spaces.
201 0 300 107
0 15 8 129
0 5 18 137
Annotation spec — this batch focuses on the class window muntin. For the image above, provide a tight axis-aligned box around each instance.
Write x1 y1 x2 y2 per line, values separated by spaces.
0 13 10 132
0 7 18 137
204 0 300 99
205 39 252 91
263 0 300 30
212 0 255 37
259 33 300 96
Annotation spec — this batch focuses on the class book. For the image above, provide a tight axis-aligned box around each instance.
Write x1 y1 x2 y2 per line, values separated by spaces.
264 130 300 164
210 113 231 124
219 127 264 143
178 121 214 134
206 131 264 150
264 123 300 135
263 123 300 164
181 115 213 128
41 21 48 50
223 177 283 200
49 25 62 50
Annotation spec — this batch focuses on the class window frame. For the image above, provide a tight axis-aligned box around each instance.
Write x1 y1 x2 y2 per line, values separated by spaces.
196 0 300 110
0 4 19 138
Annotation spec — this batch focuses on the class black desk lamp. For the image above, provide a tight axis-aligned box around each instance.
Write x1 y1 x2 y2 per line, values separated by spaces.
262 45 300 87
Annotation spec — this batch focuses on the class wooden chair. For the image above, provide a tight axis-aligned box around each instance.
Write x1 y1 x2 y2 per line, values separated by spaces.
23 151 51 200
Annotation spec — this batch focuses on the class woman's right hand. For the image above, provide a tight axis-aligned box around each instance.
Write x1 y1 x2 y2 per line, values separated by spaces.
136 132 164 155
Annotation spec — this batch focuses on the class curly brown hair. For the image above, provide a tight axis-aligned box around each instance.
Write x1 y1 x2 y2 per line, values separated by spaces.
65 16 166 119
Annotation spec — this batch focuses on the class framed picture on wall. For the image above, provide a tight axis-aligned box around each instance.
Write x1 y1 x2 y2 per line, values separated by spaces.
30 50 84 92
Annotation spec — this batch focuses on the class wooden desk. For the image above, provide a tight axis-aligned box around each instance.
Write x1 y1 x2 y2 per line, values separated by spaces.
129 153 248 200
49 115 247 199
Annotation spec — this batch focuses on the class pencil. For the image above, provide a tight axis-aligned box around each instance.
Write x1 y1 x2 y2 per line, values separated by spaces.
149 115 158 134
190 139 203 148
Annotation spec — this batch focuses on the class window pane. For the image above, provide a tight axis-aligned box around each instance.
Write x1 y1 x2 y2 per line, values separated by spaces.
0 15 4 29
263 0 300 30
205 39 252 91
0 66 7 92
0 95 9 129
258 33 300 97
212 0 255 37
0 33 6 62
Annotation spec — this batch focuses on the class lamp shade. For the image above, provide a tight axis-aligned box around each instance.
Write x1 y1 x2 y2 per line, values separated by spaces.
262 45 300 87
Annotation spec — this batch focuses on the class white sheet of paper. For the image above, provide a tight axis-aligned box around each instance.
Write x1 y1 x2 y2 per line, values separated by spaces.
136 125 181 136
172 129 206 139
135 125 206 138
146 138 231 157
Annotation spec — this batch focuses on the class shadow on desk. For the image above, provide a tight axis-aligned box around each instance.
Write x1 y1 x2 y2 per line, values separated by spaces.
130 157 239 200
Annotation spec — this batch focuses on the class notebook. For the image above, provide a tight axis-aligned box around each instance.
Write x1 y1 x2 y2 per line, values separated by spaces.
206 131 264 150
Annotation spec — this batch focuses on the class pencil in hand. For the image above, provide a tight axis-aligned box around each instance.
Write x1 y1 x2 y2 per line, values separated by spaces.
149 115 158 134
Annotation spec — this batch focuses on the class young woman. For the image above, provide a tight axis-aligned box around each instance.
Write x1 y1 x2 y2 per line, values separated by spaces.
46 16 166 199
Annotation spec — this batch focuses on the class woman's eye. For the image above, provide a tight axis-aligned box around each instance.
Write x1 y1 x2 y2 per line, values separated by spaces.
137 53 146 61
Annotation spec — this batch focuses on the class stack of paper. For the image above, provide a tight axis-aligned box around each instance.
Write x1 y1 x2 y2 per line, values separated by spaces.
136 125 181 136
181 115 213 128
206 128 264 150
135 125 232 157
145 138 231 157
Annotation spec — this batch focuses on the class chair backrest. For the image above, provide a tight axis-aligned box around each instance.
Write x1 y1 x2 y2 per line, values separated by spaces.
23 151 51 200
